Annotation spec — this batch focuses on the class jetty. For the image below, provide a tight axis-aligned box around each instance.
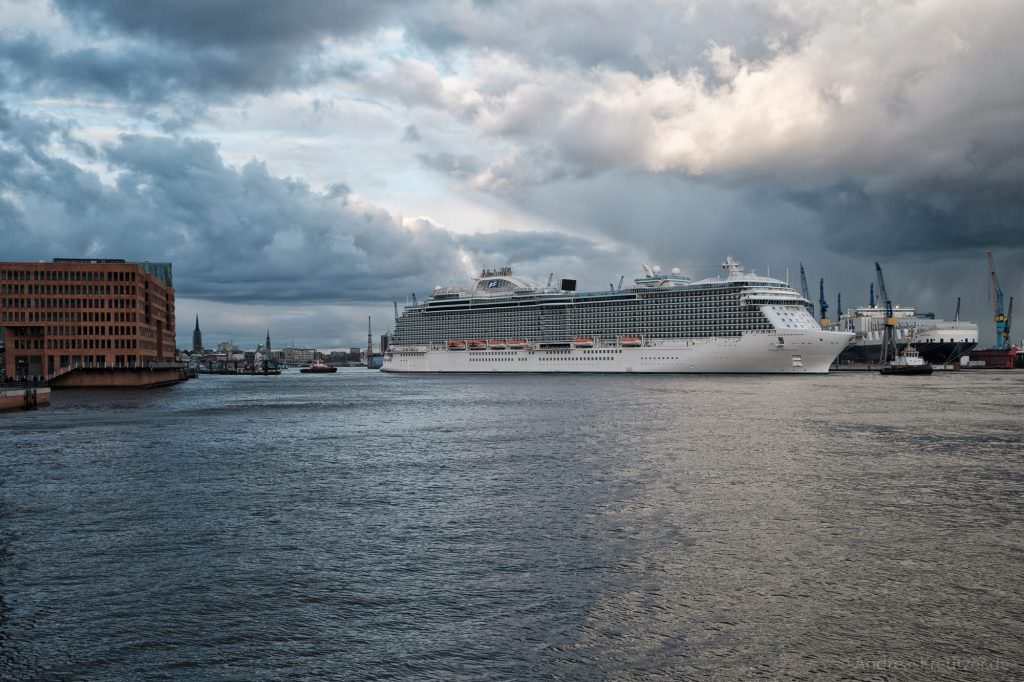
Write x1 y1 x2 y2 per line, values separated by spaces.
0 380 51 411
48 364 194 389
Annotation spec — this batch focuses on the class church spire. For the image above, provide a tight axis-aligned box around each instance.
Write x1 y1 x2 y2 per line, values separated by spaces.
192 314 203 353
265 329 271 352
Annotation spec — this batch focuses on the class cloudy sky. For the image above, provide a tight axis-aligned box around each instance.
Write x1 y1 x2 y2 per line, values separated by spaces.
1 0 1021 348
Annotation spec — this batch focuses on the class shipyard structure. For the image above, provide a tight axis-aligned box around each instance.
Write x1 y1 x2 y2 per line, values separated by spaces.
834 305 979 365
0 259 186 387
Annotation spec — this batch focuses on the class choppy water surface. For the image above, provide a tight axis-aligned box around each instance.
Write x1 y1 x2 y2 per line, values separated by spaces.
2 370 1022 680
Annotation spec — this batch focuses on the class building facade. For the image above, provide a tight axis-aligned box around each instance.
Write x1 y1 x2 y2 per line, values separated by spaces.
0 259 176 379
283 347 316 366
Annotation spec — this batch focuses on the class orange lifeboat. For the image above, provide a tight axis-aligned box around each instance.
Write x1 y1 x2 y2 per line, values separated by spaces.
574 337 594 348
487 340 507 349
508 339 528 349
620 336 643 348
447 340 467 351
467 339 487 350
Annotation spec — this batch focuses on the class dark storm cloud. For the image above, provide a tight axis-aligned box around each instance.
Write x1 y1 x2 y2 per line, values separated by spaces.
0 34 356 113
0 1 383 113
791 181 1024 256
55 0 397 49
0 105 599 304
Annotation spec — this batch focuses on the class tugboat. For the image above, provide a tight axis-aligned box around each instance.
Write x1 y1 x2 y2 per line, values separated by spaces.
300 358 338 374
880 347 933 375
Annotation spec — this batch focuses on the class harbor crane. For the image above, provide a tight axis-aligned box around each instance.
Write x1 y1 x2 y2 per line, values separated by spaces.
954 296 961 322
869 282 875 308
875 262 899 364
987 249 1010 349
818 278 830 326
799 263 812 314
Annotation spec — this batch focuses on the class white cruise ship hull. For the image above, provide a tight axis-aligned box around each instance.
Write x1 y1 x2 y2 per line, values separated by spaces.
383 330 852 374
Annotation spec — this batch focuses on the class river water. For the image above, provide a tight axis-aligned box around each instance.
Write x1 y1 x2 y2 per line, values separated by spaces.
2 369 1022 680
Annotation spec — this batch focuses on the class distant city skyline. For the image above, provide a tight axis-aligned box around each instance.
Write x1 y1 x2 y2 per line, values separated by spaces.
1 1 1021 348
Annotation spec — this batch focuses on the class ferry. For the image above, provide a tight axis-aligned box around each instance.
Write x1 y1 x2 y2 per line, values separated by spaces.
383 257 854 374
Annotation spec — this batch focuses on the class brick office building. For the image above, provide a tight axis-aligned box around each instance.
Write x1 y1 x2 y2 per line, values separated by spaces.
0 259 176 379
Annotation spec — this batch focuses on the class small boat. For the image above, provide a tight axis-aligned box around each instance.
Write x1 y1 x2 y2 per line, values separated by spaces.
620 336 643 348
487 340 507 349
508 339 528 349
574 337 594 348
447 340 467 351
300 359 338 373
467 340 487 350
880 347 933 375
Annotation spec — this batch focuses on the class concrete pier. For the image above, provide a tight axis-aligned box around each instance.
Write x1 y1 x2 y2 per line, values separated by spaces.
0 383 51 411
49 366 192 389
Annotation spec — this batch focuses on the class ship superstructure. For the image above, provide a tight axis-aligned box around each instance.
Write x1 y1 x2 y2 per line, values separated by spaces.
382 258 853 373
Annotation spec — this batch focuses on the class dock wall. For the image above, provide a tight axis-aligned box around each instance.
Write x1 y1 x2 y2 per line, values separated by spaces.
0 386 51 411
49 367 190 389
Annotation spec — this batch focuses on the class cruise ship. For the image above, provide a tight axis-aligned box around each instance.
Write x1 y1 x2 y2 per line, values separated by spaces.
382 257 854 373
834 306 978 365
